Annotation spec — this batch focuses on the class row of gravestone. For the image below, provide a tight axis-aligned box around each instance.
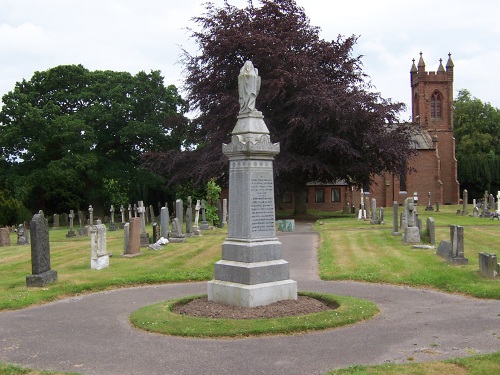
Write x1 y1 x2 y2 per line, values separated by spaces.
457 189 500 219
24 197 228 286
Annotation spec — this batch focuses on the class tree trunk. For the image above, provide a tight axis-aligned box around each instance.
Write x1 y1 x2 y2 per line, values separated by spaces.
293 186 308 216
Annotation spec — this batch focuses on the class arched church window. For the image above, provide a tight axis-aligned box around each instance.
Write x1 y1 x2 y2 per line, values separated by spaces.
430 91 442 119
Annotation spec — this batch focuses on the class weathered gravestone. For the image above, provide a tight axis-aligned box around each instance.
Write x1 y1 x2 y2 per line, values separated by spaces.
169 218 186 243
160 206 170 238
137 201 150 247
175 199 183 230
200 200 210 230
185 197 194 238
119 205 126 229
425 192 434 211
392 201 400 236
88 205 94 225
357 189 366 220
222 198 228 227
370 198 378 224
26 212 58 287
402 197 420 244
478 253 499 278
149 205 156 224
277 219 295 232
426 217 436 245
122 217 141 257
461 189 469 215
52 214 60 229
90 224 109 270
109 205 117 231
193 200 201 236
207 61 297 307
17 224 30 245
66 210 76 238
436 225 469 265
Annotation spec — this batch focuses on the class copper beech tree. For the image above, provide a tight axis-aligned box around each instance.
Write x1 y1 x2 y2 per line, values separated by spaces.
142 0 415 214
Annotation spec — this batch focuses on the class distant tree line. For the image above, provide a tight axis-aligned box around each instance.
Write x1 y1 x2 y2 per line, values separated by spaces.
454 89 500 200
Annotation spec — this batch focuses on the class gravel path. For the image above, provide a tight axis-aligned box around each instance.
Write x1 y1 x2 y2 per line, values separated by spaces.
0 223 499 375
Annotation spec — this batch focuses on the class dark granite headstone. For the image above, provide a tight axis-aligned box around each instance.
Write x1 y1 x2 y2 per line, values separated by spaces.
26 212 57 287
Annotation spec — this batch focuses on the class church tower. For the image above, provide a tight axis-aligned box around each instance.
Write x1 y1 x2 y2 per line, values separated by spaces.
409 52 459 204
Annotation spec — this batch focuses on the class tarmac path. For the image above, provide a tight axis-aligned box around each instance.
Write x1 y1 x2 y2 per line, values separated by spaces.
0 222 499 375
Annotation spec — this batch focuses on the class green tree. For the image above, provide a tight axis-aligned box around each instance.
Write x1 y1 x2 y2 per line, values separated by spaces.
0 65 189 214
454 89 500 198
0 190 21 226
142 0 414 215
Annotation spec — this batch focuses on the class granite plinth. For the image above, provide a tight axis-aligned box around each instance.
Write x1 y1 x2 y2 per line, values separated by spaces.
213 259 290 285
207 279 297 308
221 239 282 262
26 270 57 287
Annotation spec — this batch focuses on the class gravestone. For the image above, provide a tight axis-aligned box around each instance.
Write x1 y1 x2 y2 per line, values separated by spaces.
425 192 434 211
128 204 133 221
120 205 126 229
357 189 366 220
193 200 201 235
133 203 138 218
478 253 499 278
60 213 69 226
123 217 141 257
497 191 500 213
88 205 94 225
152 222 160 243
175 199 184 229
90 224 109 270
66 210 76 238
169 218 186 243
207 61 297 307
426 217 435 245
185 199 194 238
481 191 489 218
0 227 10 246
149 205 156 224
379 207 384 225
109 205 117 231
402 197 420 244
461 189 469 215
53 214 60 228
392 201 400 236
200 200 210 230
222 198 228 227
160 206 170 238
17 224 30 245
343 190 350 214
369 198 378 224
436 225 469 264
137 201 150 247
26 212 57 287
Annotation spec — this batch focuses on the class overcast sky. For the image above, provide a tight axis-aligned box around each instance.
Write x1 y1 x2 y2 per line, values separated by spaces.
1 0 499 120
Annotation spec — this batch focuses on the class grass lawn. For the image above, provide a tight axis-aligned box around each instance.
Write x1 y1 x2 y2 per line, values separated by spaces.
316 204 500 299
0 204 499 374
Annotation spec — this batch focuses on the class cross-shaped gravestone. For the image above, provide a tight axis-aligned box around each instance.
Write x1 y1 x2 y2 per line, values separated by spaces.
137 201 146 234
66 210 76 238
109 205 117 231
88 205 94 225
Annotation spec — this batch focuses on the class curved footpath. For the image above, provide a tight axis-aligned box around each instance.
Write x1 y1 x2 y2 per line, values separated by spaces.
1 223 499 375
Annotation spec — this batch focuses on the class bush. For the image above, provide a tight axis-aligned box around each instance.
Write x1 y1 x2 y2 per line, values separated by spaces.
0 190 21 226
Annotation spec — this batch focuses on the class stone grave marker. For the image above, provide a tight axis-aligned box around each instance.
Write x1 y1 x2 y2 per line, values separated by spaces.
478 253 499 278
426 217 435 244
185 197 194 238
169 218 186 243
60 213 69 226
436 225 469 264
53 214 60 229
26 212 57 287
207 61 297 307
137 201 150 247
0 227 10 246
88 205 94 225
66 210 76 238
277 219 295 232
17 224 30 245
128 204 133 221
160 206 170 238
149 205 156 224
122 217 141 257
90 224 109 270
120 205 126 229
461 189 468 215
193 200 201 235
402 197 420 244
369 198 378 224
109 205 117 231
200 200 210 230
222 198 228 227
425 192 434 211
175 199 183 229
392 201 400 236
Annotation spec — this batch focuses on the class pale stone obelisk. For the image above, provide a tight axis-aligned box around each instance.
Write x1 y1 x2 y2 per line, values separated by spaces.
207 61 297 307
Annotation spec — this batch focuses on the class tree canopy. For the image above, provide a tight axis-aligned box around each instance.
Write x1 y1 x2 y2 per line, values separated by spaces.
142 0 414 213
454 89 500 199
0 64 188 215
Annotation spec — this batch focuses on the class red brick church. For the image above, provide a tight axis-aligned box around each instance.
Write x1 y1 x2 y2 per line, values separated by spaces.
281 52 460 211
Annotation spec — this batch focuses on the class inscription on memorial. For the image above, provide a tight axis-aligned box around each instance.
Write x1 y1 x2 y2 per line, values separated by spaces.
250 170 275 237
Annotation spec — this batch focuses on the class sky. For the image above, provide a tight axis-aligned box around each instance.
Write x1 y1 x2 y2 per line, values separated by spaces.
1 0 499 121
